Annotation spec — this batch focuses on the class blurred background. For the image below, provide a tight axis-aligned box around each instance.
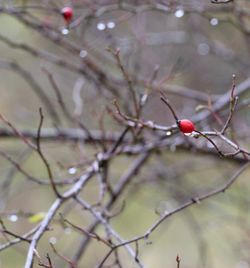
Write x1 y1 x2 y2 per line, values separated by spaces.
0 0 250 267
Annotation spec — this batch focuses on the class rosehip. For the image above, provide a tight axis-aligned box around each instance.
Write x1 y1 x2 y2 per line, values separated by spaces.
178 119 195 133
61 7 73 23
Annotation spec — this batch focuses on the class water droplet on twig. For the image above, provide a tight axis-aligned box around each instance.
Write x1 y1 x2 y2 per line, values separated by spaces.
97 22 106 31
68 167 77 175
175 9 184 18
107 21 116 29
61 27 69 35
210 18 219 26
79 50 87 58
8 214 18 222
166 131 172 136
49 237 57 244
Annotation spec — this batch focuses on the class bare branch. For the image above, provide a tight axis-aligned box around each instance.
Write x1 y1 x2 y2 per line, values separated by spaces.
36 108 60 197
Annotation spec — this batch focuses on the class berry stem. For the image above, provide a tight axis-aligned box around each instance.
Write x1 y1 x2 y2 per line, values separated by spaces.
160 95 179 123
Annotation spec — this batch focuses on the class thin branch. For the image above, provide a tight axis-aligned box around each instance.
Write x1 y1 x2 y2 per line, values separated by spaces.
0 149 79 186
0 113 35 149
221 74 238 134
1 229 31 243
42 68 96 144
176 255 181 268
0 59 61 127
211 0 233 4
25 148 125 267
24 199 63 268
0 127 130 143
111 99 172 131
0 149 40 184
194 130 224 157
70 153 150 266
108 48 139 117
220 96 238 134
36 108 60 197
160 94 179 123
50 243 76 268
38 253 53 268
63 217 112 248
0 225 39 251
103 162 250 250
192 77 250 123
74 196 140 267
108 126 130 155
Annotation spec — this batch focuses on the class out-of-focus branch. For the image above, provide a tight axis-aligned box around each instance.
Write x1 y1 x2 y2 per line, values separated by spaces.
0 127 126 142
0 126 249 163
0 12 121 98
211 0 233 4
42 68 97 146
0 59 61 126
74 196 142 267
0 2 249 268
70 152 151 266
192 77 250 123
24 145 149 267
35 108 61 197
108 48 139 117
0 226 39 251
94 162 249 252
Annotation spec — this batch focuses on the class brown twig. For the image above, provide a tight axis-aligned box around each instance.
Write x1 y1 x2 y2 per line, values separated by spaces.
0 59 61 127
160 94 179 123
0 225 40 252
63 217 112 248
38 253 53 268
36 108 61 197
1 229 31 243
207 95 224 126
71 153 150 267
50 243 77 268
0 217 31 244
111 99 173 132
42 68 96 145
0 113 35 149
74 196 140 267
108 48 139 117
221 74 238 134
176 255 181 268
194 130 224 157
96 162 249 253
220 96 238 134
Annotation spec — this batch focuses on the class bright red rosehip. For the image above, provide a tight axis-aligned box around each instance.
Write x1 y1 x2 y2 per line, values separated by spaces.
61 7 73 23
178 119 195 133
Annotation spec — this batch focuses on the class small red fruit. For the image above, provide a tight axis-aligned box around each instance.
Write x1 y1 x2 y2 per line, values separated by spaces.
61 7 73 23
178 119 195 133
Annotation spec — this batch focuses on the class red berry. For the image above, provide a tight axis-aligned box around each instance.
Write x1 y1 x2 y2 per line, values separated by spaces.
178 119 195 133
61 7 73 23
